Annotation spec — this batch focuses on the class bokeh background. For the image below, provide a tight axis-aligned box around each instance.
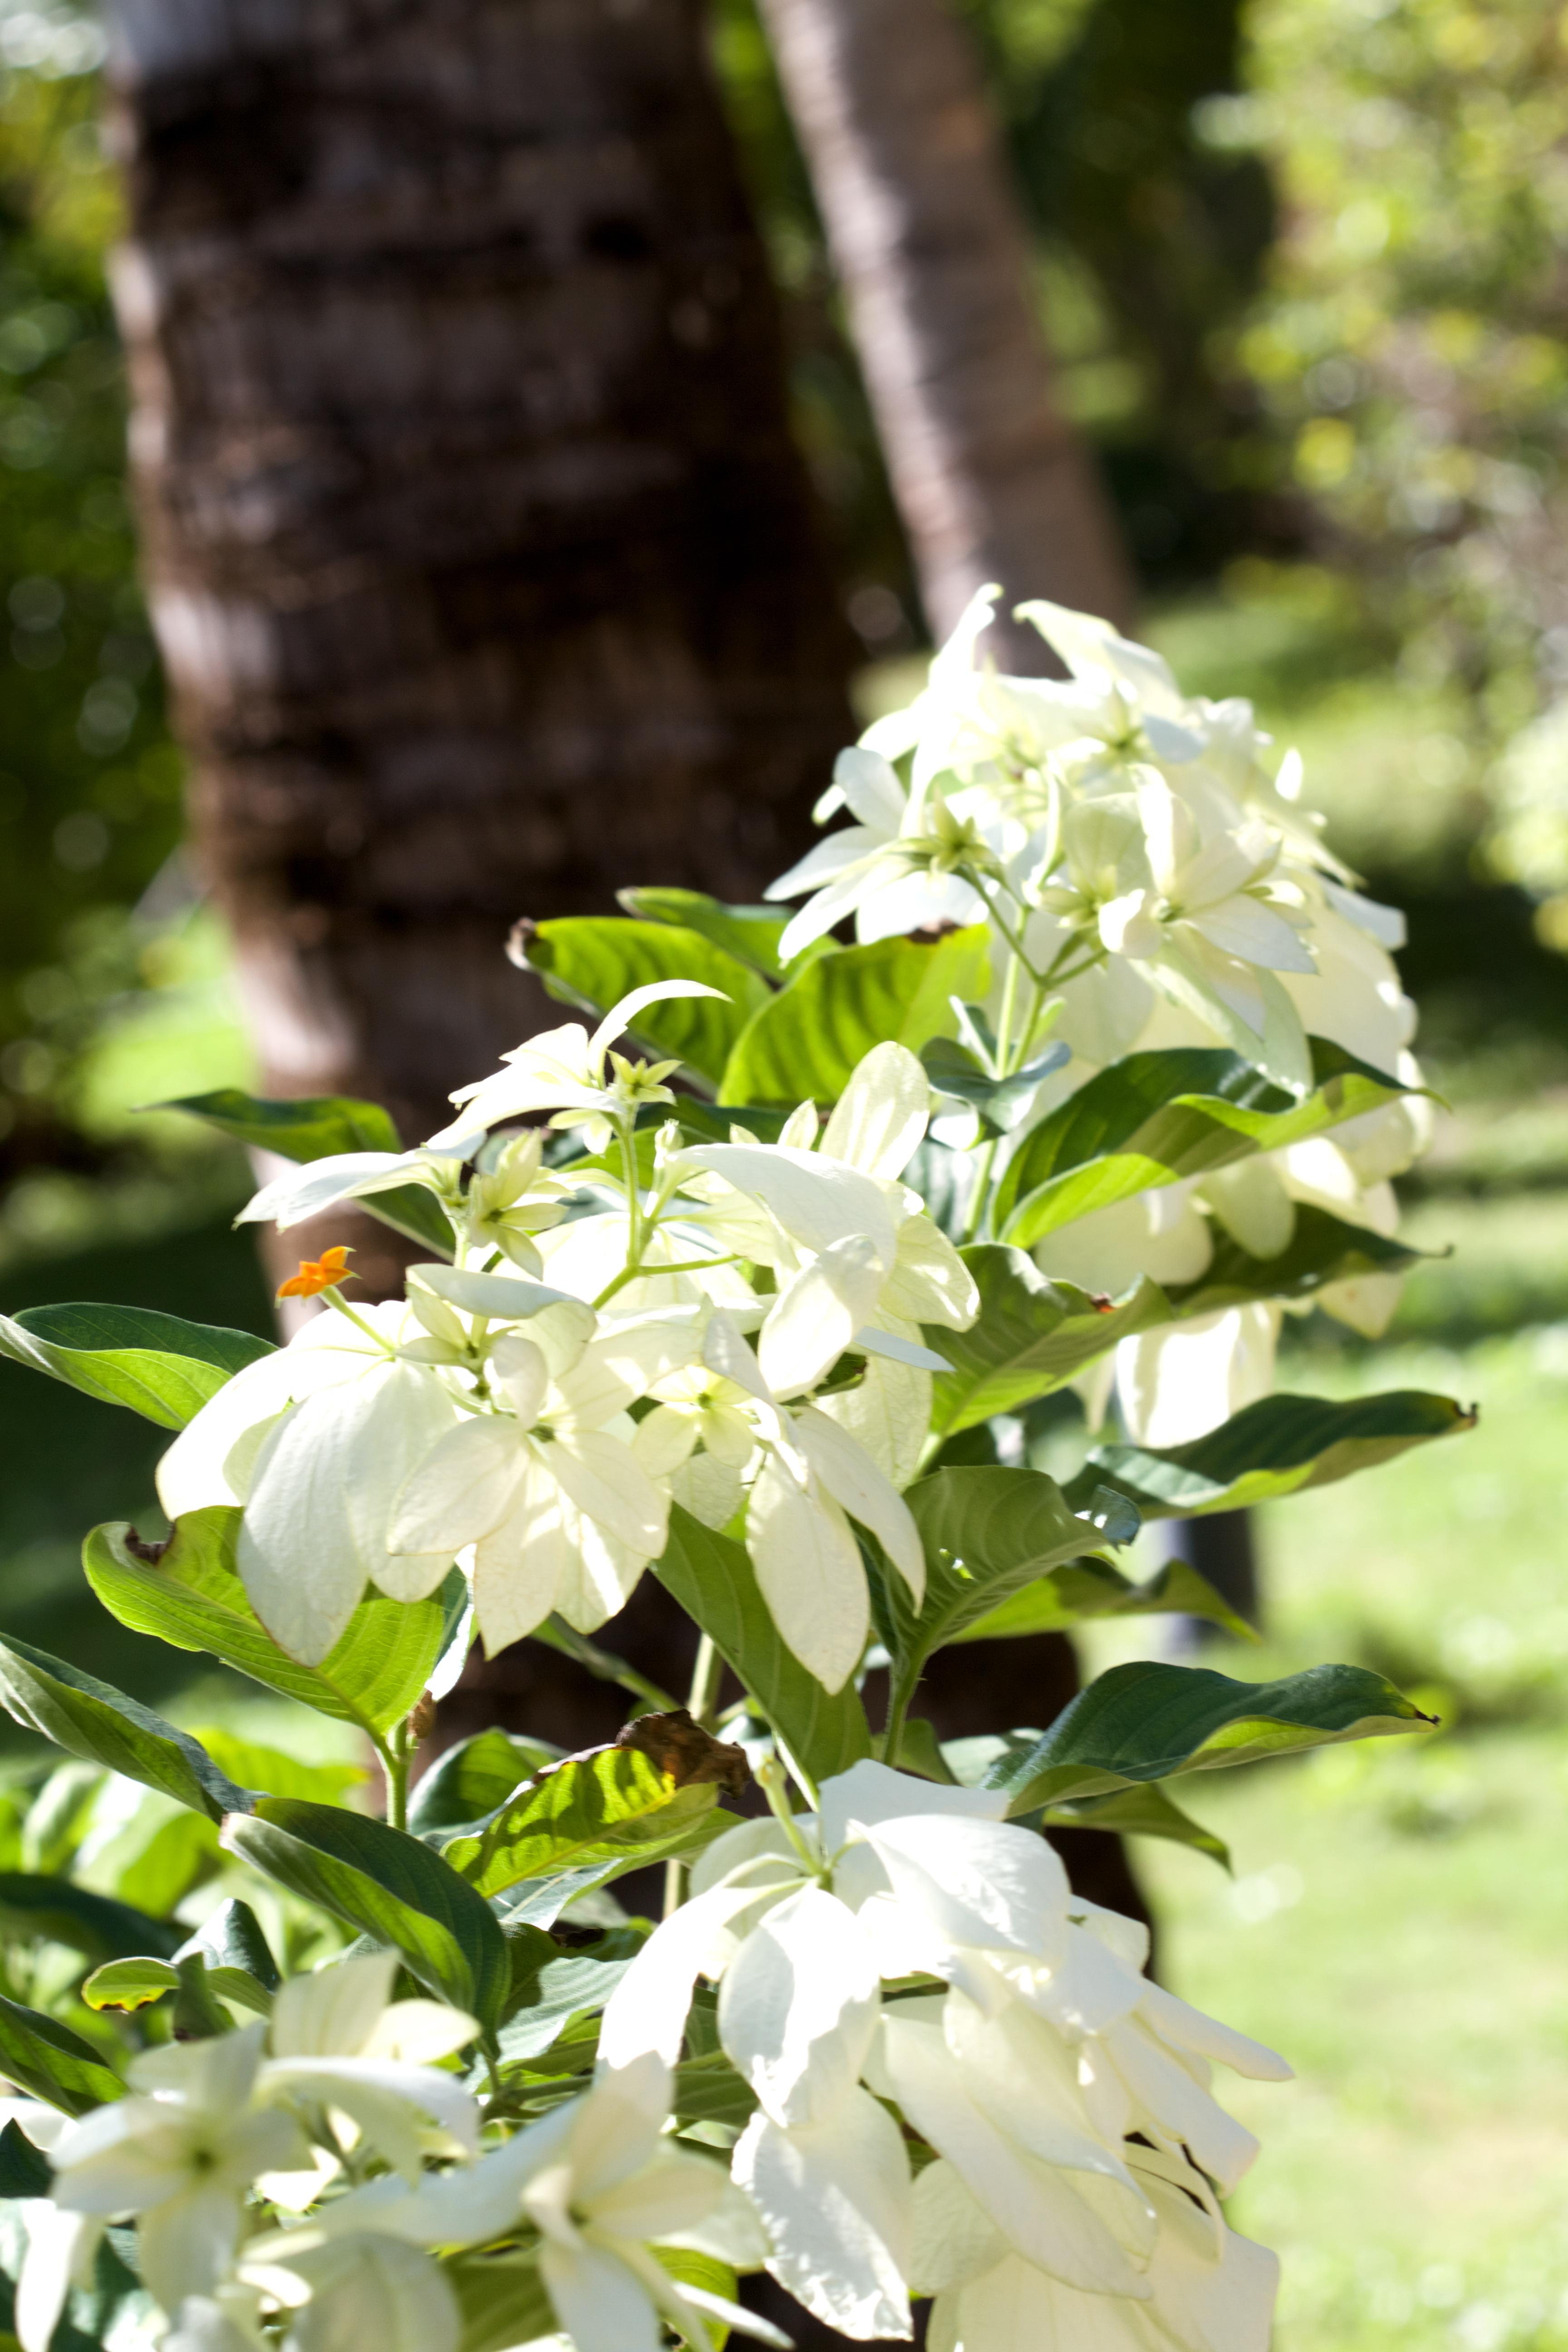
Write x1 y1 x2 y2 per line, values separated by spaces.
2 3 1567 2346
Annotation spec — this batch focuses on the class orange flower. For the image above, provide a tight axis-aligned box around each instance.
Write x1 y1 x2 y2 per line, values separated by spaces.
276 1245 353 1302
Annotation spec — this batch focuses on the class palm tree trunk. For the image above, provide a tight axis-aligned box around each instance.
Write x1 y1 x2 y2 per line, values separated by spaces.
756 0 1135 667
103 0 858 1155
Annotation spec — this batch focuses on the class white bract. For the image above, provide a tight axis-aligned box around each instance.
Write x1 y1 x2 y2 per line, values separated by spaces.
598 1762 1290 2345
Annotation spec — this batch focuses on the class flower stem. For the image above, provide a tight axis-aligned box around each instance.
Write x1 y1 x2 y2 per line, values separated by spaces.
756 1753 823 1876
384 1720 412 1833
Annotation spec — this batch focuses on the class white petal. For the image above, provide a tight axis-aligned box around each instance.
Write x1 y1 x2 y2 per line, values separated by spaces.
683 1145 899 1268
364 1999 481 2067
817 1760 1005 1855
410 1264 588 1328
237 1386 378 1663
1137 1981 1292 2082
777 868 882 961
587 2143 728 2245
718 1885 881 2127
764 826 882 902
470 1459 576 1654
138 2183 245 2315
17 2206 103 2352
794 1408 925 1604
236 1153 413 1232
598 1883 786 2071
851 1813 1070 1956
819 1042 930 1178
733 2089 912 2342
746 1453 868 1694
907 2160 1007 2298
156 1350 298 1519
758 1239 882 1398
542 1430 667 1557
834 745 907 833
280 2235 461 2352
389 1414 526 1554
540 2241 662 2352
271 1953 397 2058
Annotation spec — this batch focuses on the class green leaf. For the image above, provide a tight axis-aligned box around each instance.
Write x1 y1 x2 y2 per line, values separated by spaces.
1167 1205 1428 1320
223 1800 509 2028
672 2057 758 2132
654 2246 741 2348
921 1037 1070 1137
518 916 771 1087
497 1944 639 2062
175 1896 280 1990
655 1506 872 1788
1041 1782 1232 1869
1063 1390 1477 1521
719 927 991 1105
893 1467 1125 1674
0 1304 273 1432
0 1992 122 2114
80 1957 180 2013
159 1088 402 1162
409 1730 562 1840
83 1516 451 1739
0 1874 182 1963
987 1659 1436 1811
0 1635 252 1823
927 1248 1168 1435
0 2116 53 2194
445 2252 554 2352
442 1747 728 1898
948 1553 1255 1646
995 1038 1419 1247
617 887 795 978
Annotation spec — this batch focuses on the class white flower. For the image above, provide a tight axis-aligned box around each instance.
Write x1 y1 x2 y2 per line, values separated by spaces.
285 2054 781 2352
426 979 728 1151
25 2027 306 2330
258 1952 480 2195
764 745 990 960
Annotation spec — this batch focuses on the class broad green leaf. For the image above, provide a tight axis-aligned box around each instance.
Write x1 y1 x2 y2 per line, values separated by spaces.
176 1896 280 1991
1167 1205 1426 1320
892 1468 1125 1675
1041 1782 1232 1869
996 1038 1418 1247
497 1944 639 2063
445 2252 554 2352
0 2116 53 2194
83 1516 451 1739
655 2246 741 2345
194 1731 368 1807
719 927 990 1105
81 1958 180 2013
655 1506 872 1787
1062 1390 1477 1521
159 1087 402 1161
0 1992 122 2114
926 1249 1168 1435
921 1037 1070 1137
617 886 794 977
949 1554 1254 1646
409 1730 562 1840
518 916 770 1086
0 1635 251 1823
987 1659 1436 1811
0 1874 182 1963
0 1305 273 1432
223 1799 509 2028
443 1747 729 1898
672 2057 758 2132
491 1863 624 1932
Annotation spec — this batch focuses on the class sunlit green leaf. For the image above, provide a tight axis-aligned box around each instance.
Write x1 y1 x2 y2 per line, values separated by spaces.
0 1635 251 1823
719 927 990 1105
1062 1390 1477 1520
517 916 770 1087
927 1248 1167 1434
1041 1782 1232 1869
987 1659 1436 1811
1168 1205 1427 1319
443 1746 728 1898
80 1957 180 2013
409 1730 562 1841
617 887 795 978
0 1303 272 1431
948 1553 1254 1646
0 1992 122 2114
158 1087 401 1162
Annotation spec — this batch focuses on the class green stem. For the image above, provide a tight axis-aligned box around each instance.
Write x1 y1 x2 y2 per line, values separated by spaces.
384 1721 411 1833
662 1633 726 1916
593 1253 738 1312
756 1753 823 1877
960 1137 1000 1245
881 1664 921 1773
323 1290 397 1355
535 1616 680 1715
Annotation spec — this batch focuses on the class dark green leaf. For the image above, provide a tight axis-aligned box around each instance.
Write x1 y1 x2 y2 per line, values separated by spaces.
490 1864 624 1932
1166 1205 1428 1320
1042 1783 1232 1869
80 1958 180 2014
518 916 771 1088
0 1992 122 2114
987 1659 1436 1811
927 1248 1168 1435
0 1304 273 1432
672 2058 758 2132
893 1467 1124 1672
995 1038 1419 1247
158 1088 402 1162
443 1747 728 1898
947 1553 1254 1646
719 928 990 1106
339 1181 458 1259
497 1947 639 2063
921 1037 1070 1136
617 887 795 978
0 2116 53 2194
0 1635 251 1823
222 1800 509 2027
1063 1390 1477 1521
0 1874 182 1963
446 2253 554 2352
84 1515 450 1739
409 1731 562 1840
175 1897 280 1990
655 1506 872 1787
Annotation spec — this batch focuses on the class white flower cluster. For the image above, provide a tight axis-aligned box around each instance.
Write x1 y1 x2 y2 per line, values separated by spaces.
162 1025 976 1693
766 591 1431 1442
6 1774 1288 2352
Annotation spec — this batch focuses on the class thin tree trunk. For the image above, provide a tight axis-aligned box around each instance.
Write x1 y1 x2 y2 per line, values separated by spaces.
756 0 1135 668
103 0 858 1157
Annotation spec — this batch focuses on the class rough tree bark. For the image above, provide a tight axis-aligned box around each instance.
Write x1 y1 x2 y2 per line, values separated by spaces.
103 0 858 1160
756 0 1135 669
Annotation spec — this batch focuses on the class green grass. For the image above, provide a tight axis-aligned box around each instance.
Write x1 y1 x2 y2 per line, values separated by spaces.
1091 1329 1568 2352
